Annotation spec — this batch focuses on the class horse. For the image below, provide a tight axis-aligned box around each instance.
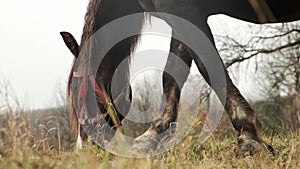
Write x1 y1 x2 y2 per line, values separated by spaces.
60 0 300 155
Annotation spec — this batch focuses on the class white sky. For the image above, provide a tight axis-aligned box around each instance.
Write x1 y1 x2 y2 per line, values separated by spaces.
0 0 88 109
0 0 258 109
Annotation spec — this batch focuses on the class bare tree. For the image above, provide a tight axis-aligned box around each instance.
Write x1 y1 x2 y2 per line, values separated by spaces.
216 22 300 98
214 21 300 132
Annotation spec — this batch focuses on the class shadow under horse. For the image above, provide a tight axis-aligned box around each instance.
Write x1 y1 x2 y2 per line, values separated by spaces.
60 0 300 155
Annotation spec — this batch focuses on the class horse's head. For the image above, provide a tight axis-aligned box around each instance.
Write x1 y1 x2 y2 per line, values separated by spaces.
60 31 82 143
60 32 79 58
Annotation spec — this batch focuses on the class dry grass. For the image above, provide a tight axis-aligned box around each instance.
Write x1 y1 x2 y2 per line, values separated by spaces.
0 82 299 169
0 109 299 169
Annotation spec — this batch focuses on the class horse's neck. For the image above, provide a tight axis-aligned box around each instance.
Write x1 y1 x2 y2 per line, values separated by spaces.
148 0 259 24
94 0 144 31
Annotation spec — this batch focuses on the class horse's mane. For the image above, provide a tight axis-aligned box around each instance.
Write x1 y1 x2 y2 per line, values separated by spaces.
80 0 102 46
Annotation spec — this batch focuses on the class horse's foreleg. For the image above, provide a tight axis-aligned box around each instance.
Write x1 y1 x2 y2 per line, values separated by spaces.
223 77 276 155
132 37 193 153
190 24 275 155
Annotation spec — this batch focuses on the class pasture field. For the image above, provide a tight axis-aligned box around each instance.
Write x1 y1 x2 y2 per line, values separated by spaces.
1 84 299 169
0 109 299 169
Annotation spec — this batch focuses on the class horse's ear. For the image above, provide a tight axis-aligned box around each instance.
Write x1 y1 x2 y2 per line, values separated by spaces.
60 32 79 58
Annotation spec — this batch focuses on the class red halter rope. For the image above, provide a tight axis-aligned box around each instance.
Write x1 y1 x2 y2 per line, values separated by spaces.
73 71 107 125
73 71 126 126
73 71 106 105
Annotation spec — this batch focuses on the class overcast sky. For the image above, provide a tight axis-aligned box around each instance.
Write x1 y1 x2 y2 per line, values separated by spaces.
0 0 88 109
0 0 258 109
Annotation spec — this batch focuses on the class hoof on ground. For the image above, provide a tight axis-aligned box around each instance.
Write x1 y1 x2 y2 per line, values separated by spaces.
235 136 262 156
130 129 159 156
235 135 279 157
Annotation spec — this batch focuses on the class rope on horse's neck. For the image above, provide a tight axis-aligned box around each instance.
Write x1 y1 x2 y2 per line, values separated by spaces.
74 71 123 128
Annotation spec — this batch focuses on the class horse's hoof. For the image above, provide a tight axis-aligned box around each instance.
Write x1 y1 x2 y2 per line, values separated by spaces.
130 129 159 156
235 136 261 156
